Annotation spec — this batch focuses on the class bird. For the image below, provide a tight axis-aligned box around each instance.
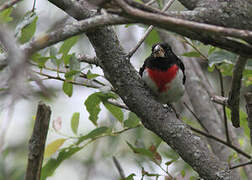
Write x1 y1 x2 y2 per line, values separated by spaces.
139 43 186 106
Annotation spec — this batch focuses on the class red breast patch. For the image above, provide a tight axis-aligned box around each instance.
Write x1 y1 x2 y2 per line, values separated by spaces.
147 64 178 92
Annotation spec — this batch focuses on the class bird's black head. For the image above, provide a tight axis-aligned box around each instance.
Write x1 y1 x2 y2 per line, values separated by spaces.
151 43 173 58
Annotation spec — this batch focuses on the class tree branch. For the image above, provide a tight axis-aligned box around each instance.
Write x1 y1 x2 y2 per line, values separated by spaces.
112 156 126 179
77 54 100 66
115 0 252 44
25 102 51 180
211 95 229 107
0 0 22 11
245 92 252 146
111 0 252 57
230 160 252 170
228 56 248 127
127 0 175 58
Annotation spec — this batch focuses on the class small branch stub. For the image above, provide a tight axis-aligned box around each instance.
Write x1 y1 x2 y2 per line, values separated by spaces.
25 101 51 180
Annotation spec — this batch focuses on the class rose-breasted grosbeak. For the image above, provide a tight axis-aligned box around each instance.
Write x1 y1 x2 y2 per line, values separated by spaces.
139 43 186 104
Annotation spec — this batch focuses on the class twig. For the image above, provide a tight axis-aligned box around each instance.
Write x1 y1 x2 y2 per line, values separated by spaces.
244 92 252 145
107 99 129 110
216 66 230 143
211 95 229 107
230 160 252 170
127 0 175 58
113 156 126 179
188 125 251 159
25 102 51 180
0 0 22 11
32 0 36 12
77 54 100 66
228 56 248 127
145 0 156 6
33 70 103 89
183 102 209 133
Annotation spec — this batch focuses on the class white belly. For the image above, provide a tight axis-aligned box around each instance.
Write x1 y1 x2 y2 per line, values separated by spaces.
142 69 185 104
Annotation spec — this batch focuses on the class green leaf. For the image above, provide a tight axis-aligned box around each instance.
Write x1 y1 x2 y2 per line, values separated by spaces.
59 36 79 55
19 16 38 44
124 112 140 128
31 53 50 68
63 81 73 97
50 47 62 67
62 54 72 66
165 160 176 166
84 92 118 125
44 138 66 158
207 65 215 72
77 126 111 144
125 174 136 180
181 51 201 57
0 7 13 23
126 142 154 159
71 112 80 135
103 101 124 122
41 146 82 180
87 70 100 79
145 29 161 47
65 70 81 80
208 46 216 55
208 50 237 67
84 92 102 126
69 54 80 71
42 127 111 180
181 169 186 177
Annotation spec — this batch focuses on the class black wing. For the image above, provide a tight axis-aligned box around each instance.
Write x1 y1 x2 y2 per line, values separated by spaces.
176 57 186 84
139 56 151 77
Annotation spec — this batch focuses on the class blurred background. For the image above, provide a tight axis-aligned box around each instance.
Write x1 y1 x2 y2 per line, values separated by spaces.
0 0 251 180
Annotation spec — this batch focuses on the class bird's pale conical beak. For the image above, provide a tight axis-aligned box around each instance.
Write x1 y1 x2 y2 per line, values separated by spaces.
153 45 165 57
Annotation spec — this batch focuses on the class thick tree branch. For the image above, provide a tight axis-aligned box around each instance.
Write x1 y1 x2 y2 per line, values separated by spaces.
177 0 252 31
228 56 248 127
25 102 51 180
23 14 132 55
114 0 252 44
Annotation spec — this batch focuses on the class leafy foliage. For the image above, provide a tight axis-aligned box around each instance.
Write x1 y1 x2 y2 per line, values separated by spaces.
71 112 80 135
63 81 73 97
44 138 66 158
0 7 13 23
84 92 123 125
